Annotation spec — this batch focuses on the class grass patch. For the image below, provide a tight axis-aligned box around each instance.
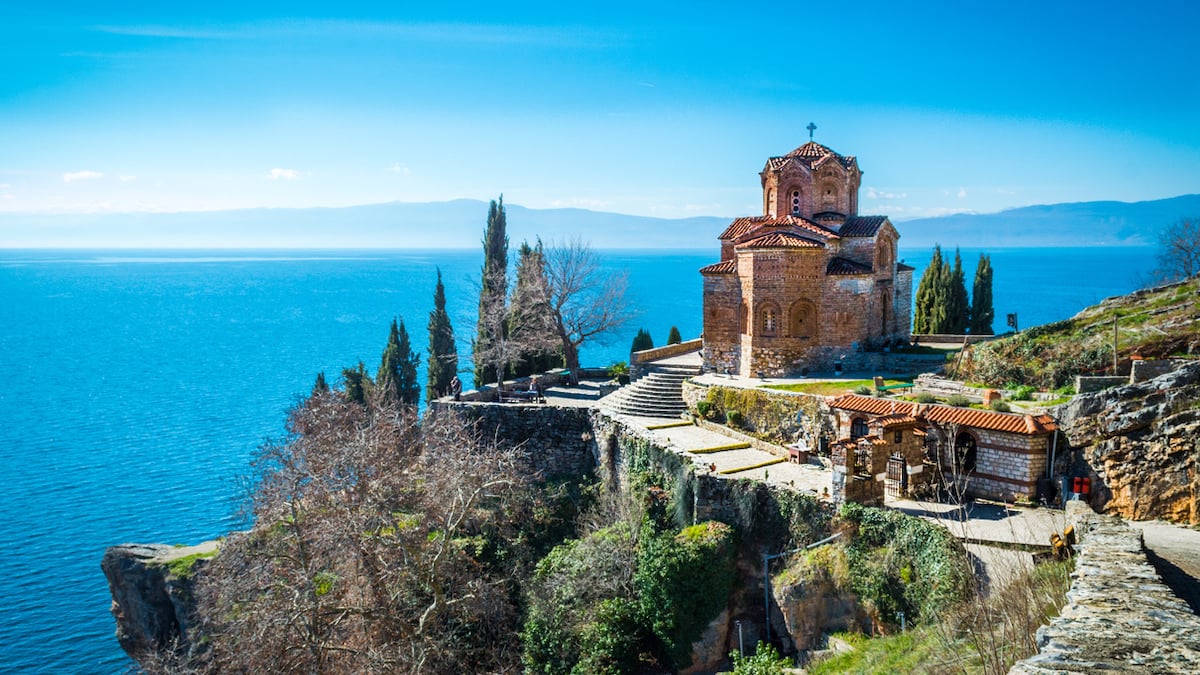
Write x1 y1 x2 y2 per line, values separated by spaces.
807 627 973 674
764 378 911 396
690 442 752 455
163 548 219 580
718 457 785 474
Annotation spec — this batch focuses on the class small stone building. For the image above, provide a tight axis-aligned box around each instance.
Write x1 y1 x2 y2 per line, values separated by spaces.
701 139 913 377
827 394 1058 503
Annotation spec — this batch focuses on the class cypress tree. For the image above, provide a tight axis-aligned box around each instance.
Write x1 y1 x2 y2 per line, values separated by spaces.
912 245 944 334
474 197 509 386
341 361 370 405
426 269 458 402
509 239 559 377
969 254 995 335
379 317 421 407
311 371 329 398
667 326 682 345
947 248 970 334
631 328 654 353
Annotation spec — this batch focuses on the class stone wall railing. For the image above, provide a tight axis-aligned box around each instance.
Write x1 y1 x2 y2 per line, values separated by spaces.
1008 501 1200 673
631 338 703 364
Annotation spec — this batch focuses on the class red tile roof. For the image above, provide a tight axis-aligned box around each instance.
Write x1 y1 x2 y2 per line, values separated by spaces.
765 142 859 171
828 394 1057 435
736 231 825 250
699 259 737 274
718 215 836 241
838 216 889 237
826 257 873 275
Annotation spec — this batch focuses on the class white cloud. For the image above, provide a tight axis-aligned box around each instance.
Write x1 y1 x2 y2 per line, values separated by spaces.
63 170 104 183
957 187 968 199
119 175 137 182
266 168 300 180
866 187 907 200
386 163 411 175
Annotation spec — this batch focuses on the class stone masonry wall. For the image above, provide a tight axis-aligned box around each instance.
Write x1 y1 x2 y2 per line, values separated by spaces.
426 400 596 479
1009 501 1200 674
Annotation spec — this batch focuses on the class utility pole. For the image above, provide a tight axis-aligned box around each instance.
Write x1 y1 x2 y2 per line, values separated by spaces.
1113 314 1119 374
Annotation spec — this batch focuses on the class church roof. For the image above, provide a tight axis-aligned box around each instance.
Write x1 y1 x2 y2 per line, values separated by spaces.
718 215 836 241
828 394 1058 435
838 216 889 237
765 141 858 172
699 259 737 274
736 231 824 250
897 262 916 272
826 257 873 275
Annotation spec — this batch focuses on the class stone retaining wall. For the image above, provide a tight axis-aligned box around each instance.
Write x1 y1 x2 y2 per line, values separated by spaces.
425 400 596 479
1009 501 1200 674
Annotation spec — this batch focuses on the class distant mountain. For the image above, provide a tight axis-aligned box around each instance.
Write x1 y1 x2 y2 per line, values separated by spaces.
894 194 1200 248
0 199 729 249
1 194 1196 249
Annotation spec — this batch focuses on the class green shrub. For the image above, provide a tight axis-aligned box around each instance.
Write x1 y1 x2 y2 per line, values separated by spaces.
635 521 736 669
853 384 873 395
914 392 936 404
730 641 792 674
726 409 744 428
607 361 629 377
946 394 971 407
696 400 712 419
990 400 1012 412
1011 385 1036 401
1054 384 1076 396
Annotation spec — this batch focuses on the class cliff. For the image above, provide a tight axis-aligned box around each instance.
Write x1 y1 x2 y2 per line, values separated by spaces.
101 540 218 661
1056 361 1200 524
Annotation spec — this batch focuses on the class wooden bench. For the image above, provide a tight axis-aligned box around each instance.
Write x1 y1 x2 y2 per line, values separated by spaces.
874 376 914 394
501 389 545 404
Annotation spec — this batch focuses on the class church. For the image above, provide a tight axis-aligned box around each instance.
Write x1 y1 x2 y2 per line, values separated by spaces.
700 134 913 377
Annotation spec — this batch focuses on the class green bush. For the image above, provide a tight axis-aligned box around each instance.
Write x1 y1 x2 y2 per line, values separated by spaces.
696 400 712 419
1011 385 1036 401
607 361 629 378
726 409 745 428
853 384 873 395
635 521 736 669
914 392 936 404
989 400 1011 412
946 394 971 407
1054 384 1076 396
730 640 792 674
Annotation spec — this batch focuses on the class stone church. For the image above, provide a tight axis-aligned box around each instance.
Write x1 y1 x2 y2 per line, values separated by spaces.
701 138 913 377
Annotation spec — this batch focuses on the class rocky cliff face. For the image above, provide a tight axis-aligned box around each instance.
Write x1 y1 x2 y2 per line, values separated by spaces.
1057 361 1200 524
101 541 216 662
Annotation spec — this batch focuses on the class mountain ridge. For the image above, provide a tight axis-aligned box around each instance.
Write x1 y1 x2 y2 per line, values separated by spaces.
2 194 1196 249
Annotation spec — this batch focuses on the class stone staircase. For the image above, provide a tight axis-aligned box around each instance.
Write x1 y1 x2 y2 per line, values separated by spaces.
601 364 700 418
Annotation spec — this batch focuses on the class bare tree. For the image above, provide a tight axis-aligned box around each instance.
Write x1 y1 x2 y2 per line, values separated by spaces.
544 238 630 381
1156 216 1200 283
190 391 535 674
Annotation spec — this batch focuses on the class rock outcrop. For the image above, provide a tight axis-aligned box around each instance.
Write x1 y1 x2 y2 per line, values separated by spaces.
101 541 217 661
1056 361 1200 524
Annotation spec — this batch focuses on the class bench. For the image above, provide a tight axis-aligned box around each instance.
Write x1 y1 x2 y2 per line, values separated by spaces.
873 376 914 394
501 389 545 404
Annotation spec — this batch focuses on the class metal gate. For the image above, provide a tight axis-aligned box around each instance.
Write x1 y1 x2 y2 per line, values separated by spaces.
886 454 907 498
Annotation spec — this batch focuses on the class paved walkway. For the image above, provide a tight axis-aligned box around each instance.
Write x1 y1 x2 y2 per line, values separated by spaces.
1131 520 1200 614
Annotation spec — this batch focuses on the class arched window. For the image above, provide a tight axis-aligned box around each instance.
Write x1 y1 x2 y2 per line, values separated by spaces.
851 417 869 439
761 305 778 336
954 432 978 474
875 238 893 274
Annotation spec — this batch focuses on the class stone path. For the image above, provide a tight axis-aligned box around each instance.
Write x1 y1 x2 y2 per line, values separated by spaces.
615 414 835 497
1131 519 1200 614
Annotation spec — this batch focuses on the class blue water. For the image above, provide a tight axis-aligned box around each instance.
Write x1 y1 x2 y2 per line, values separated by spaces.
0 246 1155 673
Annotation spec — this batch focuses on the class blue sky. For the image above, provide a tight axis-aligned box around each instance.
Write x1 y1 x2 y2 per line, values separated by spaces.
2 1 1199 221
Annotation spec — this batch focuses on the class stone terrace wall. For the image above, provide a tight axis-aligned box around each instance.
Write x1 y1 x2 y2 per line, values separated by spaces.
425 400 596 479
1009 502 1200 674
